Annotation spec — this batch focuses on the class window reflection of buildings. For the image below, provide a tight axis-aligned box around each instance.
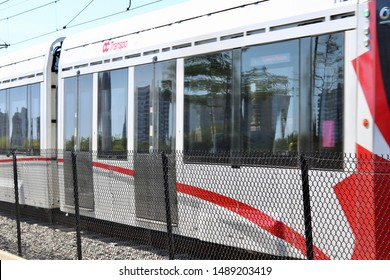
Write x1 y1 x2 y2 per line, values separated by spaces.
137 82 173 151
159 80 173 150
100 72 112 153
0 109 9 148
11 107 28 147
0 110 9 134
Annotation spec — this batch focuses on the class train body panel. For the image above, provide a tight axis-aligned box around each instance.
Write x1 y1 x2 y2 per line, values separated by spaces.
0 0 389 259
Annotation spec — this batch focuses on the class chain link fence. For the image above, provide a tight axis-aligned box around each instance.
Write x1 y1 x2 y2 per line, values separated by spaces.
0 150 388 260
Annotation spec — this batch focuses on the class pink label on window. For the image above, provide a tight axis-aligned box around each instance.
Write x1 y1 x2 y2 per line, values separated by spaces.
322 120 335 147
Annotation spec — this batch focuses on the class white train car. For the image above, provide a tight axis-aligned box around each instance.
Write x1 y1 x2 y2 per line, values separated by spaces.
0 0 385 260
0 38 63 208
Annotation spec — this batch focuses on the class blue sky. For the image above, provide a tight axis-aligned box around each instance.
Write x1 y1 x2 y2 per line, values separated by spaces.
0 0 189 55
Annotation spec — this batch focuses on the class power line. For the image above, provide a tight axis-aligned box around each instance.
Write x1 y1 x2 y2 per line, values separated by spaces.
9 30 58 46
63 0 94 29
0 0 60 22
65 0 161 29
7 0 163 47
0 1 10 6
0 0 29 11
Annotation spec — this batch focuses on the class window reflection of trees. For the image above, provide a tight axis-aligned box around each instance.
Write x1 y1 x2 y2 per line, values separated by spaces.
241 41 299 154
242 66 293 150
184 52 232 152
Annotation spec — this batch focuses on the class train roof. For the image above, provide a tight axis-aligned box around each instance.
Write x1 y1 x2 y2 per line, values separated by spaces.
62 0 358 48
59 0 358 70
0 38 63 86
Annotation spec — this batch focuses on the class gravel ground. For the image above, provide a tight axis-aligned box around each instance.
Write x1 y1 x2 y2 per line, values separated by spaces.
0 211 190 260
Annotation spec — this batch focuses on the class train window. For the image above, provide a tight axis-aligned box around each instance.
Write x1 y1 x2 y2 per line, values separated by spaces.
134 60 176 153
135 64 153 153
9 86 28 150
0 84 41 153
184 51 233 154
311 33 344 154
241 40 299 153
182 32 344 167
98 68 128 158
155 61 176 152
64 75 93 151
0 90 7 151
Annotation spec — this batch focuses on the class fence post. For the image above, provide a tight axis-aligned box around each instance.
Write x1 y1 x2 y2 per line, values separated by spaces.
161 152 175 260
71 150 82 260
299 154 314 260
10 150 22 257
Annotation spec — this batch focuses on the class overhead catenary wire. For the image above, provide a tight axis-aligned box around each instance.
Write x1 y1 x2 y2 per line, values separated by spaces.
64 0 161 29
0 1 10 6
63 0 94 29
0 0 29 11
0 0 61 22
7 0 163 47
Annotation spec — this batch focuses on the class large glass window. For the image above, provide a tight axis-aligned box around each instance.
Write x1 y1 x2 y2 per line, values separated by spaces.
241 40 299 153
311 33 344 153
9 86 28 149
184 51 232 152
182 32 344 166
135 64 153 153
134 60 176 153
64 74 93 151
156 61 176 152
0 84 40 153
98 68 128 157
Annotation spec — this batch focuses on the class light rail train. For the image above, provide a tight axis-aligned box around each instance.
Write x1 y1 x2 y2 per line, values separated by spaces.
0 0 389 259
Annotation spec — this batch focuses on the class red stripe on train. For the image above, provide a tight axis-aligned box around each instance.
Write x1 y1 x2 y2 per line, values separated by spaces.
92 162 135 176
0 157 52 163
177 182 330 260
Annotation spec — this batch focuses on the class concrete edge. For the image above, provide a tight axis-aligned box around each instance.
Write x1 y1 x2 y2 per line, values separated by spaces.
0 250 24 260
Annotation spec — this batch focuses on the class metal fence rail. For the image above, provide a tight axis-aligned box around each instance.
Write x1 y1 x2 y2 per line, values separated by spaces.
0 150 388 260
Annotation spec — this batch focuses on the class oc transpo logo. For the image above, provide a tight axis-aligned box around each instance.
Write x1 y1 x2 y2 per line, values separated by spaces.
102 40 128 53
379 6 390 25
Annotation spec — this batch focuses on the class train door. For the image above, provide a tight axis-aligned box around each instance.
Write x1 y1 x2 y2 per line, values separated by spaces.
63 74 94 210
134 60 178 223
